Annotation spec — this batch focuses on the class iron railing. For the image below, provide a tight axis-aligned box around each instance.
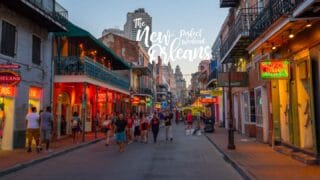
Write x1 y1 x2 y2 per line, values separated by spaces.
220 8 260 61
55 56 130 91
250 0 299 40
138 88 153 96
220 0 239 8
26 0 68 20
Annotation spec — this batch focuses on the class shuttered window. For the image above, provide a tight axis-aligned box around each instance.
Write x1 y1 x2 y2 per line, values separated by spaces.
32 35 41 65
1 21 16 57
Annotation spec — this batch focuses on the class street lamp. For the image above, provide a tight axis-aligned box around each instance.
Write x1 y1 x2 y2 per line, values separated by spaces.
227 63 235 150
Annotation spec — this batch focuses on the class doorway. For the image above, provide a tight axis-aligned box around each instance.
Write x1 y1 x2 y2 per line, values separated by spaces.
0 96 15 150
233 95 239 131
57 92 71 138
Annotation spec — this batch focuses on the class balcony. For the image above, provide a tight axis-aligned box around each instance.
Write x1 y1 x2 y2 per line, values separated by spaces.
220 8 260 63
137 88 153 96
2 0 67 31
250 0 297 41
55 56 130 91
220 0 239 8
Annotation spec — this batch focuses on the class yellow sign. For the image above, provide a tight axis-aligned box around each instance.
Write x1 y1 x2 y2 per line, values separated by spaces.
200 90 222 96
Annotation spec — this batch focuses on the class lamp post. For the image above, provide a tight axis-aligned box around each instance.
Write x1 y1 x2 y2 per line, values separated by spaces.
227 64 235 150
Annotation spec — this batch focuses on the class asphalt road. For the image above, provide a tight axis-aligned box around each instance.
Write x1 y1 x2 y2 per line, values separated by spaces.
3 124 242 180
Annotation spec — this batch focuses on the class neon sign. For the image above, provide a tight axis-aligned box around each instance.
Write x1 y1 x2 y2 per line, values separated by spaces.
201 97 218 104
0 86 15 97
260 60 290 79
29 87 42 99
0 71 21 86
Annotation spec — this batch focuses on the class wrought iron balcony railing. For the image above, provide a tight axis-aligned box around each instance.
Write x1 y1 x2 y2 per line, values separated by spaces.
208 70 217 82
220 8 260 62
250 0 298 40
25 0 68 19
220 0 239 8
55 56 130 91
138 88 153 96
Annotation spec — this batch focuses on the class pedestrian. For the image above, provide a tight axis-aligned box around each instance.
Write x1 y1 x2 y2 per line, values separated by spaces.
186 111 193 135
40 106 53 152
133 114 141 142
150 113 160 143
140 115 149 143
115 114 127 153
164 111 173 142
25 107 40 153
71 112 81 143
125 114 133 144
102 114 112 146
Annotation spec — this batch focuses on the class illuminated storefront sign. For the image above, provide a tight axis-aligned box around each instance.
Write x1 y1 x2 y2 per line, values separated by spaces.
131 96 140 105
0 86 15 97
0 71 21 86
260 60 290 79
0 64 20 69
29 87 42 99
200 97 218 104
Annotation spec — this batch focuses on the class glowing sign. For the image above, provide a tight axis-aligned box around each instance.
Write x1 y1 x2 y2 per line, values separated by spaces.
0 86 15 97
0 71 21 86
201 97 218 104
98 93 106 103
29 87 42 99
260 60 290 79
131 96 140 105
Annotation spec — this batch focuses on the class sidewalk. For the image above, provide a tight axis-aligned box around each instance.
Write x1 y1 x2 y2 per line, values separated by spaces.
0 132 104 174
206 127 320 180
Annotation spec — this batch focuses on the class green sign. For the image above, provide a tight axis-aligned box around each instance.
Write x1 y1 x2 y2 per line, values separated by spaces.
260 60 290 79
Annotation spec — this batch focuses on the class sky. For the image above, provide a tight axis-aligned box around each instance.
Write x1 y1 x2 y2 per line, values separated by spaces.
57 0 228 86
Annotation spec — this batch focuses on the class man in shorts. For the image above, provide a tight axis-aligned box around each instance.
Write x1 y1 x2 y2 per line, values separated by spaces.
40 106 53 152
26 107 40 153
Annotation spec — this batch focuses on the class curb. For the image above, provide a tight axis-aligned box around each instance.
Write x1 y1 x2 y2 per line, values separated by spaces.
0 138 103 177
204 134 256 180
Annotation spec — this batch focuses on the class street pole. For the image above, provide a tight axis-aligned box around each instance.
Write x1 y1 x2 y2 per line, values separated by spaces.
228 67 235 150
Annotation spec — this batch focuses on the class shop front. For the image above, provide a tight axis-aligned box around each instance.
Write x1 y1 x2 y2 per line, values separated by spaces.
0 86 16 150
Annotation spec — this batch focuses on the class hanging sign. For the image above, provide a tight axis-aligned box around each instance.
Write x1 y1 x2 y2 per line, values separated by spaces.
200 97 218 104
259 60 290 79
0 70 21 86
0 64 20 69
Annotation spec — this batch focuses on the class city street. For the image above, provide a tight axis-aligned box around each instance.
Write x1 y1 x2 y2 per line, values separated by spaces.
3 124 242 180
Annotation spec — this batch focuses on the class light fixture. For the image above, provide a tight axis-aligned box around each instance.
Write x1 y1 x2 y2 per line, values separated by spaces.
271 43 276 50
288 30 294 39
306 20 312 28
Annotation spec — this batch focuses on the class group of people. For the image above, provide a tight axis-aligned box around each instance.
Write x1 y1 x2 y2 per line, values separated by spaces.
100 111 174 153
25 106 53 153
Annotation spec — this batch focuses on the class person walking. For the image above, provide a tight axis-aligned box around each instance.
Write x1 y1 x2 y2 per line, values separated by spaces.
133 114 141 142
164 111 173 142
26 107 40 153
102 114 112 146
140 115 149 144
150 113 160 143
71 112 81 143
115 114 127 153
125 114 133 144
40 106 53 152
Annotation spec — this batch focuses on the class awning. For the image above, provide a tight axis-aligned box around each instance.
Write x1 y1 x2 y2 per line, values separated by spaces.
55 19 131 70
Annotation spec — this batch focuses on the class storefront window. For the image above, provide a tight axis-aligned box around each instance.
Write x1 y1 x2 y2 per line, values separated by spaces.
28 87 42 113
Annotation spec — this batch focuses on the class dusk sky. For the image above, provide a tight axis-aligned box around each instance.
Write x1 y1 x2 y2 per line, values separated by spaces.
57 0 228 86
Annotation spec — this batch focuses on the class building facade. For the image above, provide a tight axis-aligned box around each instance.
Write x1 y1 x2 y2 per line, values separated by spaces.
174 65 187 106
100 32 154 114
0 0 67 150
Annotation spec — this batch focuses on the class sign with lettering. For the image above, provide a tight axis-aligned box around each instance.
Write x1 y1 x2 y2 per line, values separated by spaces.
0 64 20 69
259 60 290 79
0 71 21 86
200 97 218 104
217 72 248 87
0 86 15 97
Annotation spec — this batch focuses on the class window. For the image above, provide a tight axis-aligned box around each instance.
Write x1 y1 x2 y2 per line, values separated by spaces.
1 21 16 57
242 92 250 123
32 35 41 65
255 88 263 126
257 0 264 13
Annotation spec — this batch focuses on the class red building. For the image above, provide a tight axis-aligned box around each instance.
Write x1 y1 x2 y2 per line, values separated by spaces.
52 20 131 138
